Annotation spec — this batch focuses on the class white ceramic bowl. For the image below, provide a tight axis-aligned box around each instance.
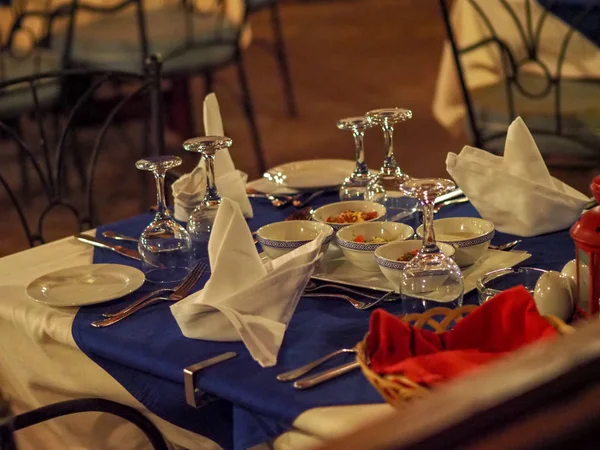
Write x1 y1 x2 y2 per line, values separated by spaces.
374 240 456 289
417 217 495 267
256 220 334 260
311 201 386 231
335 222 415 272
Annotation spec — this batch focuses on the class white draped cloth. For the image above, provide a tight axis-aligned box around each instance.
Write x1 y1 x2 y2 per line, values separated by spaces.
0 233 393 450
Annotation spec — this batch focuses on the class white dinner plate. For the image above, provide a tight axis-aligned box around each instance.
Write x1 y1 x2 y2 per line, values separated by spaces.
263 159 356 190
26 264 145 307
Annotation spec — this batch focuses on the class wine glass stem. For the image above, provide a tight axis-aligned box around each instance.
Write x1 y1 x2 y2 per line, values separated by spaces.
352 129 368 175
153 170 167 218
381 124 397 173
422 200 438 253
204 154 220 203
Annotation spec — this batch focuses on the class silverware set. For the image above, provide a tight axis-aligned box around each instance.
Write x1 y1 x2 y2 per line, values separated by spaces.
91 261 207 327
246 189 328 209
277 347 360 389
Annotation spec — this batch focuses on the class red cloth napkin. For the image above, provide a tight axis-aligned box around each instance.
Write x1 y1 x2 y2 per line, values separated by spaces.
367 286 557 386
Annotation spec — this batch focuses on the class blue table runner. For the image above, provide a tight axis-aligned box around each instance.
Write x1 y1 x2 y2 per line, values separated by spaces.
72 195 575 450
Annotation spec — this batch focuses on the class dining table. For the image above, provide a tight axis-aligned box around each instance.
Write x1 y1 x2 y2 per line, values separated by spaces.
433 0 600 135
0 190 578 450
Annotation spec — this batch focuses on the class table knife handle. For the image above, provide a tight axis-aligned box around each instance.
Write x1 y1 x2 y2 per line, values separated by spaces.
293 361 360 390
75 234 115 251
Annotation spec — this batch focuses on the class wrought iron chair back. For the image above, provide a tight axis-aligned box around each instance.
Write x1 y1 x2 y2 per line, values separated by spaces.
0 55 166 248
61 0 236 72
54 0 266 173
0 394 168 450
438 0 600 153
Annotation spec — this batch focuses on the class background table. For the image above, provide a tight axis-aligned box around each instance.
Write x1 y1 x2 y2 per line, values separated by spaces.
433 0 600 135
0 196 576 449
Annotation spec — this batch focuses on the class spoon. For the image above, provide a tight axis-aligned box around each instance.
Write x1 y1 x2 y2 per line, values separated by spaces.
489 240 522 252
102 231 139 243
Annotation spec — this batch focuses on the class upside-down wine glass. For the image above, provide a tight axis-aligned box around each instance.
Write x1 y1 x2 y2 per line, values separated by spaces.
136 155 192 283
399 178 464 312
364 108 418 223
337 117 372 201
183 136 232 256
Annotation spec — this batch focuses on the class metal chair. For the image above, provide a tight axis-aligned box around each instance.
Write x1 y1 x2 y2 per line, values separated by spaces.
49 0 267 174
245 0 298 117
0 395 168 450
0 56 166 250
438 0 600 166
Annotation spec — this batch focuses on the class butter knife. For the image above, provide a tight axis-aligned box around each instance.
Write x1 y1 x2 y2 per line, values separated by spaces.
75 234 141 261
293 361 360 390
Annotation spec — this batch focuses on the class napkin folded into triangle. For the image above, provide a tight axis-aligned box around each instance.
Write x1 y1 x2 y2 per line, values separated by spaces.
170 198 325 367
172 93 253 222
446 117 588 237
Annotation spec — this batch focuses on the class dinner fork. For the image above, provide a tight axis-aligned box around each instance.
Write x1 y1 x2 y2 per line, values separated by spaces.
302 291 394 310
304 281 384 301
91 262 206 327
102 262 206 318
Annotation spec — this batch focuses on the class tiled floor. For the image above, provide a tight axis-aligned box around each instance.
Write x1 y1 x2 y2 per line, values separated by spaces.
1 0 595 256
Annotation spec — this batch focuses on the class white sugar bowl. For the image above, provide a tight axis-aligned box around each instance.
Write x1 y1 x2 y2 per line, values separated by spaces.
533 270 576 322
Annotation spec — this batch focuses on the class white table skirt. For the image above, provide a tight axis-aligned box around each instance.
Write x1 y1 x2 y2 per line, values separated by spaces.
0 234 394 450
433 0 600 135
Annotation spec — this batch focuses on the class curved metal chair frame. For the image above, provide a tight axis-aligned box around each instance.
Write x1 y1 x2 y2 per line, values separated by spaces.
0 56 166 247
0 397 168 450
438 0 600 157
57 0 267 173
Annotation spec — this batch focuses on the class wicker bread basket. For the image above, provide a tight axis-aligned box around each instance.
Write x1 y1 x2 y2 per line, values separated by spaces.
356 305 575 408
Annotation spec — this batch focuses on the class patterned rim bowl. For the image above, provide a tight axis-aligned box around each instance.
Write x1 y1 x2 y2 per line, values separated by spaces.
335 222 415 272
256 220 334 259
375 240 456 289
416 217 495 267
311 201 386 231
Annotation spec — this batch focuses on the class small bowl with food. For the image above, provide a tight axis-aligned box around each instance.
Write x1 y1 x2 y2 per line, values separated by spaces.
336 222 415 271
416 217 495 267
256 220 334 260
374 240 456 288
311 201 386 231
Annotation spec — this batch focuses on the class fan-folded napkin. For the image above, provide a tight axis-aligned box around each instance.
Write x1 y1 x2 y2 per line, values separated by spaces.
172 93 252 222
170 198 325 367
446 117 587 237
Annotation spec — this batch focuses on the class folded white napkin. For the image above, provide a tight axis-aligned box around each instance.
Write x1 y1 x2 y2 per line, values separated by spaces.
446 117 588 237
172 93 253 222
170 198 325 367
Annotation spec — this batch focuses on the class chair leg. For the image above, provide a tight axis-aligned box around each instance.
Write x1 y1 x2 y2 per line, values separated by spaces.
204 72 214 96
68 128 87 190
269 2 298 117
234 51 266 174
166 76 195 140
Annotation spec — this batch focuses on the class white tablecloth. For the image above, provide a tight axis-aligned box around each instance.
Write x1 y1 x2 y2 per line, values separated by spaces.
0 234 394 450
433 0 600 135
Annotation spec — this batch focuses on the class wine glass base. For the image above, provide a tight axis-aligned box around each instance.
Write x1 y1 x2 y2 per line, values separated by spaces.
399 297 464 314
144 266 192 284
